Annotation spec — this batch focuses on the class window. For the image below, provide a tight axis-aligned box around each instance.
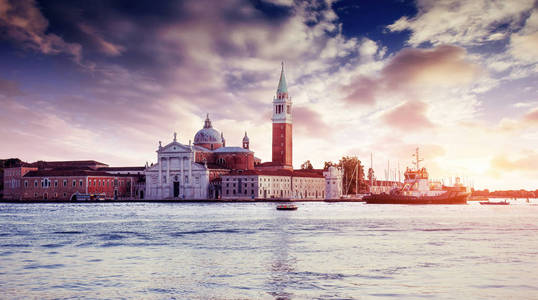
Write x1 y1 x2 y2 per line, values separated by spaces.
34 180 38 187
54 180 58 187
34 192 38 197
233 190 236 195
63 192 67 197
79 180 83 187
163 175 167 184
54 193 58 198
72 180 76 187
63 180 67 187
24 180 28 188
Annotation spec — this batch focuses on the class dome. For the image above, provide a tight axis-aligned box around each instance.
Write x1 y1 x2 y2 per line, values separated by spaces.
193 114 223 146
194 127 222 144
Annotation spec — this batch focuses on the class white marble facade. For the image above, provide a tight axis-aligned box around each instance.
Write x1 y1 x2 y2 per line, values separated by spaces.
145 134 209 200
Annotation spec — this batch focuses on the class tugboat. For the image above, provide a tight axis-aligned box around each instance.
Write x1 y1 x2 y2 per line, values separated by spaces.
363 148 470 205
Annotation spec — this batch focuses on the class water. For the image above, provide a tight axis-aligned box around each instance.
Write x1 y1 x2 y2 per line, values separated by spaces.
1 201 537 299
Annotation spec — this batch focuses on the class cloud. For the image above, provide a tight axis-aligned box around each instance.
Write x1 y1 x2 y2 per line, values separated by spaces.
523 107 538 123
0 0 82 62
510 32 538 63
78 24 125 56
293 106 331 137
491 151 538 173
387 0 535 46
0 77 23 97
381 101 434 131
344 45 480 105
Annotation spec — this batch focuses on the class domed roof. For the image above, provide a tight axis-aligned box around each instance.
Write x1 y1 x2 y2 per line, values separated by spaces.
194 114 223 145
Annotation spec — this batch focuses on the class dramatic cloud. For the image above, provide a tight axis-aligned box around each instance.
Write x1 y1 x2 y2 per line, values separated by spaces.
0 0 537 189
387 0 536 46
78 24 125 56
381 101 434 131
491 151 538 173
0 0 82 62
344 45 480 105
292 106 331 137
523 107 538 124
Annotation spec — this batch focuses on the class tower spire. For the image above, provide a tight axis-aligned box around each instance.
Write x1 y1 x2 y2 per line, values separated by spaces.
277 61 288 98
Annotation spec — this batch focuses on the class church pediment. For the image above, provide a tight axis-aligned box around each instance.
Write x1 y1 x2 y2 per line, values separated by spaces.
159 141 192 154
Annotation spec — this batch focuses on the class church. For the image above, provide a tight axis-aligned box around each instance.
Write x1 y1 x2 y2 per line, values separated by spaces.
145 63 343 200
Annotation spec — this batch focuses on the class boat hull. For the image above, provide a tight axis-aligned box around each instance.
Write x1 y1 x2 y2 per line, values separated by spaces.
363 191 469 205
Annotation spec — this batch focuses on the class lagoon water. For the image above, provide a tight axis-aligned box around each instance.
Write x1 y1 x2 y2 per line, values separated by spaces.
1 201 537 299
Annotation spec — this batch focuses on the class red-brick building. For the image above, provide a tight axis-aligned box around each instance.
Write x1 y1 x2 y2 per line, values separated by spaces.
3 160 142 201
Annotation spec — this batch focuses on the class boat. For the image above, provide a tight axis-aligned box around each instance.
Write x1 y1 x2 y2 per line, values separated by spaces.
363 148 470 205
480 200 509 205
276 204 297 210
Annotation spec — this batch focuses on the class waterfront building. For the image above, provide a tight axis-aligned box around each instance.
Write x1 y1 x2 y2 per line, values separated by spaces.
145 133 210 200
221 169 325 200
323 166 344 200
193 114 260 170
2 160 140 201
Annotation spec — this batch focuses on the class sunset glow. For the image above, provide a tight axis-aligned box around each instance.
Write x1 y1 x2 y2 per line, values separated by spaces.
1 0 537 190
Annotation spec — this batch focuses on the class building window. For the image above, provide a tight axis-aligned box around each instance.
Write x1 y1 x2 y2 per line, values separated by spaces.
54 193 58 198
63 180 67 187
24 180 28 188
79 180 83 187
72 180 76 187
233 190 236 195
63 192 67 197
34 192 38 197
54 180 58 187
34 180 38 187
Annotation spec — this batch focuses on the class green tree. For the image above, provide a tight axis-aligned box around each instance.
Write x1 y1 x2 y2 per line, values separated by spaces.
339 156 367 194
323 161 336 170
300 160 313 170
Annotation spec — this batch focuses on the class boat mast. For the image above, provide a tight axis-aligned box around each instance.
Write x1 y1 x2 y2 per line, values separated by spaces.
412 147 423 171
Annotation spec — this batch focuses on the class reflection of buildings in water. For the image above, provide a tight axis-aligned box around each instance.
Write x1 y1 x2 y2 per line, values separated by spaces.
266 212 297 300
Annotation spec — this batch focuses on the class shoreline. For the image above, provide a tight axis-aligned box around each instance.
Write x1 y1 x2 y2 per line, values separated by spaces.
0 199 363 204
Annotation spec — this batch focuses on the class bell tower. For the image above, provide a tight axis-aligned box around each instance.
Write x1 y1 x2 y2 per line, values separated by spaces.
272 62 293 168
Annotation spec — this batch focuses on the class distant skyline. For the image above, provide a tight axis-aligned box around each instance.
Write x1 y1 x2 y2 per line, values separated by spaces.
0 0 537 190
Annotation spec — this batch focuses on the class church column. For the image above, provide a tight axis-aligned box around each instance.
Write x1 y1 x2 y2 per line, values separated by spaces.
180 156 184 188
166 157 171 197
158 157 162 198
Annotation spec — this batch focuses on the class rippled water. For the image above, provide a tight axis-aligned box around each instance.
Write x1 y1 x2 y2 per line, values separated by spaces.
1 201 537 299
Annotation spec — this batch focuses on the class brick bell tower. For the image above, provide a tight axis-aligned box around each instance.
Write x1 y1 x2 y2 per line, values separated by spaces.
272 62 293 169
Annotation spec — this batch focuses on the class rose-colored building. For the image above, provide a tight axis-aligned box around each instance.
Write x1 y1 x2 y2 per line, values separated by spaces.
3 160 142 201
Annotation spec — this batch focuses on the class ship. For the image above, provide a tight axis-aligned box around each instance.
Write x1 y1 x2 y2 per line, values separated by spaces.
363 148 470 205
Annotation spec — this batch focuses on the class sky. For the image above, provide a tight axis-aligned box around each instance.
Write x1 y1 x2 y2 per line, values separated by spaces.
0 0 537 190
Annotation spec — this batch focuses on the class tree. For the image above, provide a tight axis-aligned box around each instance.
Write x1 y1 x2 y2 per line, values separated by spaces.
339 156 367 194
367 167 375 183
300 160 313 170
323 161 336 170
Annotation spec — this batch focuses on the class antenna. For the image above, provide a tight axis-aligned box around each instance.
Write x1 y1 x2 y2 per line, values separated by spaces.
412 147 423 170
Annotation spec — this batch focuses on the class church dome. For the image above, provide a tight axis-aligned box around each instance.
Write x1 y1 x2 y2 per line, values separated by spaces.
193 114 223 146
